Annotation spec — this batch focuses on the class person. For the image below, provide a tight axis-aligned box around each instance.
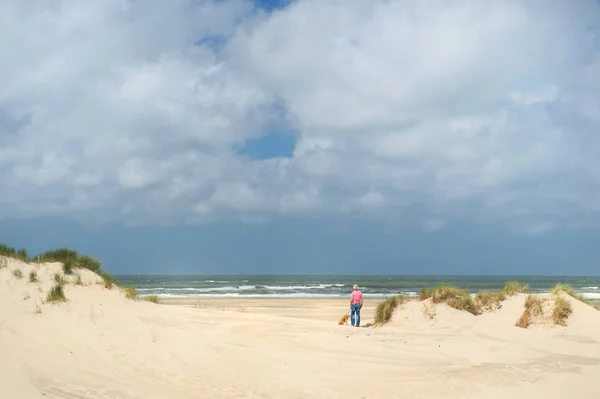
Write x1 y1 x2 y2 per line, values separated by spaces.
349 284 363 327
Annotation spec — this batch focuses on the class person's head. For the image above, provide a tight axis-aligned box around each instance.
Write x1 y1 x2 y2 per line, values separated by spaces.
353 284 358 290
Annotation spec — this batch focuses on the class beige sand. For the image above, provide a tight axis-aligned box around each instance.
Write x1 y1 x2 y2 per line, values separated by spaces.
1 257 600 398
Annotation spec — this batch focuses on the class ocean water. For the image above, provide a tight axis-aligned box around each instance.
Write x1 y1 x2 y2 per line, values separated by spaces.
116 275 600 299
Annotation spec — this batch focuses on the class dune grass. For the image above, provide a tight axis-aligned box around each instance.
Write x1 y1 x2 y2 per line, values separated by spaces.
552 283 598 309
474 290 506 312
515 294 544 329
76 255 102 274
418 281 530 316
501 281 529 296
12 268 23 279
46 283 67 303
27 245 117 288
0 257 6 269
124 287 138 300
552 294 572 326
0 244 29 262
144 295 159 304
62 259 74 275
374 295 409 325
4 243 127 302
100 272 117 289
54 273 68 285
31 247 103 274
419 285 479 315
419 288 433 301
32 248 79 264
29 271 38 283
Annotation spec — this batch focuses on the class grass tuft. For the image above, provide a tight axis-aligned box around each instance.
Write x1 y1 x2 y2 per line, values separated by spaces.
124 287 138 300
63 259 74 275
515 311 530 328
525 294 544 317
419 288 433 301
12 268 23 279
0 257 7 268
144 295 159 304
76 255 102 273
515 294 544 329
74 273 83 286
552 283 597 309
374 295 409 325
29 271 38 283
32 248 79 263
100 272 117 289
551 283 575 296
552 294 572 326
0 244 29 261
501 281 529 296
475 290 506 312
54 273 68 285
420 285 479 315
46 283 67 303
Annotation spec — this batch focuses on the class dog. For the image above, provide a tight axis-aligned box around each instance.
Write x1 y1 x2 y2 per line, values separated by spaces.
338 313 350 325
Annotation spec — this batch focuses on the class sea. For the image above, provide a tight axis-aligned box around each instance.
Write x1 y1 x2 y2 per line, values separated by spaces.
115 275 600 299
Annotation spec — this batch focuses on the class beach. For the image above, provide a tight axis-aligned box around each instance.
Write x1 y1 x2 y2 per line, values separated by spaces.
2 259 600 398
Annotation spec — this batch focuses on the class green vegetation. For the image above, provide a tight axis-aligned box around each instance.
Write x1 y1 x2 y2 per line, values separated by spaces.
46 283 67 303
100 272 117 289
374 295 409 325
32 248 79 263
74 273 83 286
63 259 74 275
32 249 102 274
419 285 479 315
501 281 529 296
124 287 138 300
144 295 159 304
76 255 102 273
1 242 118 291
474 290 505 312
417 280 530 317
377 280 530 325
29 271 38 283
12 268 23 279
419 288 433 301
552 283 598 309
54 273 68 285
0 244 28 261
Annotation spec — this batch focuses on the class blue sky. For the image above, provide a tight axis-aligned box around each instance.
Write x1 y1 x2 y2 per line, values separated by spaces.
3 217 600 275
1 0 599 275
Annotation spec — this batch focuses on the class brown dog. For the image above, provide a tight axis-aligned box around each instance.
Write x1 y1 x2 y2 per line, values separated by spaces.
338 313 350 325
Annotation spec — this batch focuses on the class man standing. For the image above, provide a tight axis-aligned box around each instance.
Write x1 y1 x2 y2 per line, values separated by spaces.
349 284 363 327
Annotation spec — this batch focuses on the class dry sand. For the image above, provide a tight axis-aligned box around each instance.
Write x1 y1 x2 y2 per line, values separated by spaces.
1 257 600 398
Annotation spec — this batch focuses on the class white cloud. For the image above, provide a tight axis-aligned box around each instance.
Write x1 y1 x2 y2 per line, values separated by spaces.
0 0 599 234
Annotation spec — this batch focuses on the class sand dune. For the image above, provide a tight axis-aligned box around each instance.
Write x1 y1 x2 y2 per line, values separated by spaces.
1 257 600 398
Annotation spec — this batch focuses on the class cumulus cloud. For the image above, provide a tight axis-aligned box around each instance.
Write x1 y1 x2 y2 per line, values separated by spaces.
1 0 599 233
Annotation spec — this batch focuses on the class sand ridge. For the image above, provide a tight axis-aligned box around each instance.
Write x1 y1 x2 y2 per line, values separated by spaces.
2 257 600 398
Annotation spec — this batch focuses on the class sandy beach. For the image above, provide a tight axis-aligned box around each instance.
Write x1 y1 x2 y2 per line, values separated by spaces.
2 258 600 398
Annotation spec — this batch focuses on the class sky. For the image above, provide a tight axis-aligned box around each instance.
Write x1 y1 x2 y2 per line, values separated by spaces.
1 0 599 275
